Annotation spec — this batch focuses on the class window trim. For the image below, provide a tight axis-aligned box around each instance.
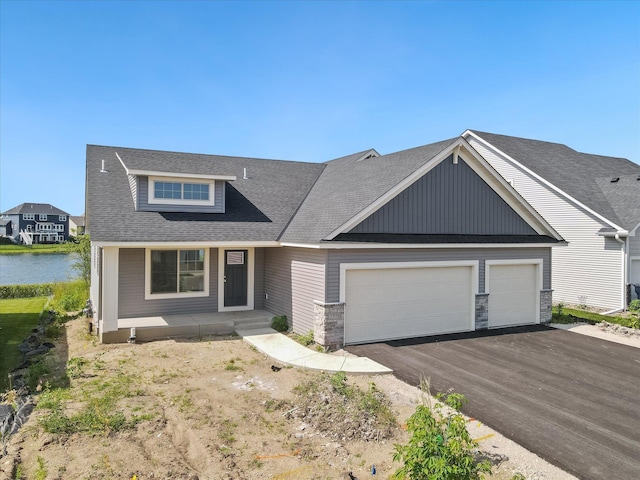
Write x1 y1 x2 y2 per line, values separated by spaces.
39 214 48 221
23 213 35 221
59 215 67 221
148 176 215 206
145 248 209 300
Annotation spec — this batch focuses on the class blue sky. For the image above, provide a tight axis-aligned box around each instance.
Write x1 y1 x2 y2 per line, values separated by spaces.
1 0 639 216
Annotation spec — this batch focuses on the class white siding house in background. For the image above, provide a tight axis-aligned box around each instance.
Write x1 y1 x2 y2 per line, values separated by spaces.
464 130 640 311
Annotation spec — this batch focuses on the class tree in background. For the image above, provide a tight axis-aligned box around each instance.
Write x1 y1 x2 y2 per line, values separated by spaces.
71 234 91 286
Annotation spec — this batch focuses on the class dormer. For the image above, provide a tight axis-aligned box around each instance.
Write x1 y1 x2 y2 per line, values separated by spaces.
115 152 237 213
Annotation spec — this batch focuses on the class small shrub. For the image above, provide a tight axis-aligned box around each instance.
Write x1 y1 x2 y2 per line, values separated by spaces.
25 359 51 391
392 387 491 480
0 283 54 299
271 315 289 332
292 330 314 346
629 299 640 313
50 280 88 313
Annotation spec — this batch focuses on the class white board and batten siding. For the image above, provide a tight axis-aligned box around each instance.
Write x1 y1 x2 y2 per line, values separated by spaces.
341 261 477 344
469 138 625 309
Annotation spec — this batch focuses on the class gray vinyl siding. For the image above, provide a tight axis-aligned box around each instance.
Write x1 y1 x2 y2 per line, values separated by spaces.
118 248 218 318
137 177 226 213
325 247 551 302
264 247 327 333
350 155 536 235
254 247 265 310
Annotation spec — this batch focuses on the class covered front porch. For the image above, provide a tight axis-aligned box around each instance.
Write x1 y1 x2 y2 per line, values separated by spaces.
100 309 274 343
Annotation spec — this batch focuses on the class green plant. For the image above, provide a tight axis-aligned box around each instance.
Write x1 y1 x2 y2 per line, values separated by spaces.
49 280 88 313
511 474 526 480
629 299 640 313
35 456 48 480
66 357 87 379
292 330 314 346
71 234 91 287
0 284 54 299
271 315 289 332
25 359 51 391
392 387 490 480
224 358 243 371
556 302 564 316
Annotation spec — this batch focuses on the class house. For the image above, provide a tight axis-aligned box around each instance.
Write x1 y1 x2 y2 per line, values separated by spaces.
462 131 640 310
69 215 85 236
1 203 71 244
86 136 564 345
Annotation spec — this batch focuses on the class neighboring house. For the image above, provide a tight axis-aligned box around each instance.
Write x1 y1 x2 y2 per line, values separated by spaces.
69 215 85 236
462 131 640 310
1 203 71 244
86 137 564 344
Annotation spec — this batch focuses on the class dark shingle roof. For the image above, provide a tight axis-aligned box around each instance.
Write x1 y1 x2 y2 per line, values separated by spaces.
2 203 69 216
470 131 640 229
279 139 457 242
595 175 640 230
86 145 325 242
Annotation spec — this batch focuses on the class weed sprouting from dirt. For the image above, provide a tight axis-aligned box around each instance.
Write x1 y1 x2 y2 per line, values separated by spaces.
290 371 397 442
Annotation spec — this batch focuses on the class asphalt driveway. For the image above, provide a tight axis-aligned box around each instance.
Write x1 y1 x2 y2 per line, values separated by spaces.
345 325 640 480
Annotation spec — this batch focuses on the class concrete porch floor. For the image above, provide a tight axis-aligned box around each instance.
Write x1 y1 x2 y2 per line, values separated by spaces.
102 310 274 343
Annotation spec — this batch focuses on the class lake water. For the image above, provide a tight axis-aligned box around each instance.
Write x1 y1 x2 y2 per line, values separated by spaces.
0 254 77 285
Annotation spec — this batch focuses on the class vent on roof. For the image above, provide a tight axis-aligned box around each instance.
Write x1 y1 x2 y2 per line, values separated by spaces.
610 177 619 183
100 160 107 173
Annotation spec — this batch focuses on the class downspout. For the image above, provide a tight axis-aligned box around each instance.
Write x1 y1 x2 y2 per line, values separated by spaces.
603 233 627 315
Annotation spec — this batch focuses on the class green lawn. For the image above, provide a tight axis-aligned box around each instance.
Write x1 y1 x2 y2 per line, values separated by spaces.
0 243 73 254
0 296 47 391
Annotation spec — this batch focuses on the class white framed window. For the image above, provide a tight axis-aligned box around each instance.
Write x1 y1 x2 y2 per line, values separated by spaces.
39 214 47 221
59 215 67 221
145 248 209 299
23 213 34 221
55 224 64 231
148 176 215 206
26 225 32 232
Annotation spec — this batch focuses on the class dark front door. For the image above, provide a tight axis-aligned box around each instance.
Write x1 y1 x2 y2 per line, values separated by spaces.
224 250 248 307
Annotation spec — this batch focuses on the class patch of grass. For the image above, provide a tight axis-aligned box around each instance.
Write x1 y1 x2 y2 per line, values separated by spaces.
0 296 47 390
224 357 243 371
49 280 88 313
25 358 52 391
34 456 48 480
218 419 237 444
38 370 148 436
66 357 87 379
552 305 639 329
0 243 73 255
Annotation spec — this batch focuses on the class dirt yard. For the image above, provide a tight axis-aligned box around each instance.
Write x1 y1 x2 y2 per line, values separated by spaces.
1 317 560 480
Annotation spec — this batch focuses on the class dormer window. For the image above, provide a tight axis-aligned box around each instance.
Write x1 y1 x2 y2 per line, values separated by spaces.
148 176 215 206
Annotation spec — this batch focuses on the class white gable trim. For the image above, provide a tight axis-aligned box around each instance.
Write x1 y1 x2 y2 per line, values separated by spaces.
324 137 562 241
463 130 625 232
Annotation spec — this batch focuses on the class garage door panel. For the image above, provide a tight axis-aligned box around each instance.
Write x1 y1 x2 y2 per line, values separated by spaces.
344 265 474 344
488 263 538 328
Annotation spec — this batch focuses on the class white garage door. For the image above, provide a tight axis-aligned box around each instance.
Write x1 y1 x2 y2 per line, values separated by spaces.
487 262 540 328
344 264 475 344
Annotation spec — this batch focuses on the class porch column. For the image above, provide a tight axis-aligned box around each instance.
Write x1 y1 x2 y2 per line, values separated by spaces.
100 247 119 341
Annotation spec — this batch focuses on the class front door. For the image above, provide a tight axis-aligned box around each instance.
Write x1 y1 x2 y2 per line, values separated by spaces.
224 250 248 307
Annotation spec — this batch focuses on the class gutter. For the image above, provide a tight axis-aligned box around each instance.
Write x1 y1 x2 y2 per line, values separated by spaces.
598 229 628 311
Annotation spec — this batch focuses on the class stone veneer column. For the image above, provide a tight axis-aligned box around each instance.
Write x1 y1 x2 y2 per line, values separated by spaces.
540 289 553 323
313 301 345 350
475 293 489 330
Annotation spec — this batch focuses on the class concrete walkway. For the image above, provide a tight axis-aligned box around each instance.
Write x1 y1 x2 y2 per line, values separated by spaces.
236 327 392 375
